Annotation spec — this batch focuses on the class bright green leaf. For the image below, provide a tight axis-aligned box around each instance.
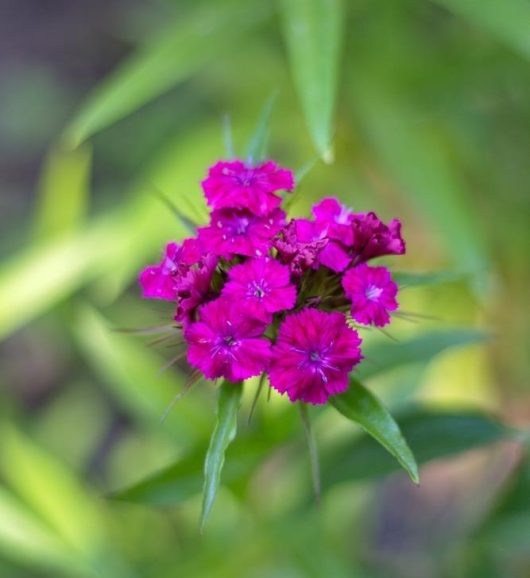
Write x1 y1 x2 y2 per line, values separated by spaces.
330 378 419 483
433 0 530 59
63 0 269 146
358 329 490 381
322 408 506 487
201 381 243 530
279 0 344 160
33 143 92 241
0 425 104 556
73 304 208 441
0 488 87 577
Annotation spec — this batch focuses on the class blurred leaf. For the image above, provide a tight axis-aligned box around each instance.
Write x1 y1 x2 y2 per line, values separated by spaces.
34 143 92 240
245 93 277 163
354 84 489 280
112 439 268 506
63 0 269 146
0 425 103 557
323 408 507 487
358 329 490 381
330 378 419 483
0 219 118 340
433 0 530 59
0 122 220 338
392 270 468 288
73 304 207 440
279 0 343 161
0 488 87 577
201 381 243 530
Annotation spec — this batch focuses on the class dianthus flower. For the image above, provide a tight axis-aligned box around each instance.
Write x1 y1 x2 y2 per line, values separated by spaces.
350 212 405 263
198 207 285 259
139 160 406 405
222 258 297 322
202 160 294 216
139 238 203 301
185 298 271 381
342 264 398 327
274 219 328 276
268 309 363 404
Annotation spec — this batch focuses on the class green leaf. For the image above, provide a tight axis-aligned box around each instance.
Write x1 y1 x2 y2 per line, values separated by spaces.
330 379 419 484
0 488 87 577
73 304 207 440
0 425 103 554
201 381 243 530
322 408 506 487
279 0 344 161
358 329 490 381
63 0 268 146
433 0 530 60
245 93 278 163
353 83 490 282
111 439 267 506
33 143 92 241
392 270 468 288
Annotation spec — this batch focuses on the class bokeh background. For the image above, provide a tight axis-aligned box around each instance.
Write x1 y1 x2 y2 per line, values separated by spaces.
1 0 529 577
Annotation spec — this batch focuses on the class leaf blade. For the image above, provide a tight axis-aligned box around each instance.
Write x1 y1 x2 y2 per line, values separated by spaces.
279 0 344 160
63 0 268 146
358 329 490 381
201 381 243 530
330 378 419 483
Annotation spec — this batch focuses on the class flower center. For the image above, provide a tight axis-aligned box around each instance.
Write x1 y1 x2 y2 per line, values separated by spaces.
365 284 383 301
248 280 268 299
223 335 237 347
230 217 249 235
237 170 255 187
309 350 322 362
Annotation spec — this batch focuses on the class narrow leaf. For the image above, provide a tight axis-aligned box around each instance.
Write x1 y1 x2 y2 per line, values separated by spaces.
322 408 506 487
33 143 92 241
330 378 419 483
63 0 268 146
358 329 490 381
433 0 530 60
392 270 468 288
279 0 343 160
245 93 278 163
201 381 243 530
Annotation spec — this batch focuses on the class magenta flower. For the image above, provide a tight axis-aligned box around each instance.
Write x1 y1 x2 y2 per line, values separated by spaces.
222 258 297 322
342 264 398 327
174 254 218 323
139 239 203 301
184 298 271 381
313 197 355 245
198 208 285 259
350 212 405 263
268 309 363 405
274 219 328 276
202 160 294 216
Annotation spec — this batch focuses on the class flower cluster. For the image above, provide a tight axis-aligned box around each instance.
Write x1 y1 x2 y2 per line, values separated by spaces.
139 160 405 404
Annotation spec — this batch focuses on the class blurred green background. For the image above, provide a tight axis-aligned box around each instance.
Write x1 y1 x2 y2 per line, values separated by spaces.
1 0 529 577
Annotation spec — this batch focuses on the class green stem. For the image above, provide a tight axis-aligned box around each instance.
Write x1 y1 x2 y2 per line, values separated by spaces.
299 403 321 505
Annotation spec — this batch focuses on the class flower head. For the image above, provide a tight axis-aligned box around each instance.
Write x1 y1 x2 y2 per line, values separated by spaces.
350 212 405 263
313 197 355 245
173 254 218 323
139 239 203 300
268 309 363 404
274 219 328 276
222 258 297 322
184 298 271 381
198 208 285 259
342 264 398 327
202 160 294 216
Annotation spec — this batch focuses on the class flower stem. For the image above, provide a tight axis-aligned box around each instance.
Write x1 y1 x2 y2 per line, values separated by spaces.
298 403 321 506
